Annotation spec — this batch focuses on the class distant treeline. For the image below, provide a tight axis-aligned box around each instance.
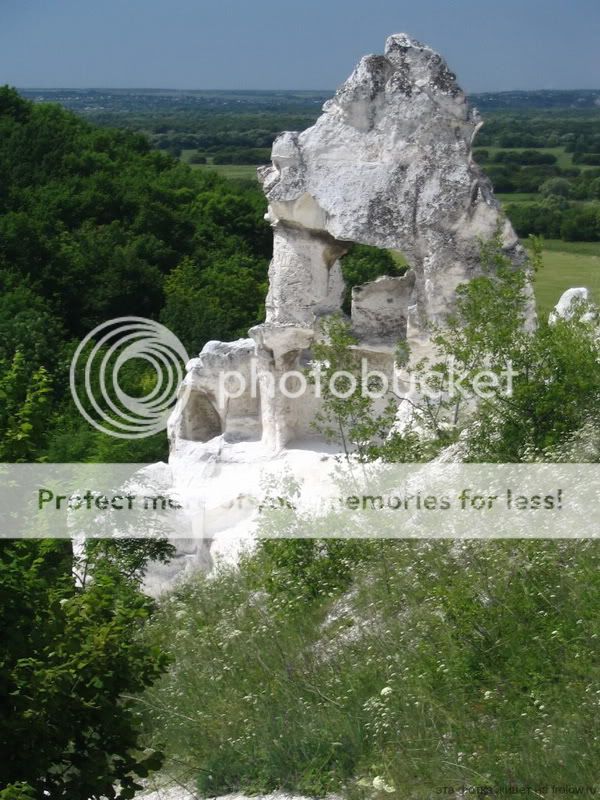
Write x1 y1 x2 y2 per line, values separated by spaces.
470 89 600 111
13 87 600 241
21 87 600 114
475 112 600 150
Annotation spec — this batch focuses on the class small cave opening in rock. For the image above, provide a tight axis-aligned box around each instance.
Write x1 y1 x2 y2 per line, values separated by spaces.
340 244 409 313
178 390 223 443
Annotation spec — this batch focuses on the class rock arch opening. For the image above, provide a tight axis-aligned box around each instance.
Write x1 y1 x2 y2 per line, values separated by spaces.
338 243 414 344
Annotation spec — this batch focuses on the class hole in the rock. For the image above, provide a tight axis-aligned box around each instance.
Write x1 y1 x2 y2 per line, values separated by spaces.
340 243 409 314
179 390 222 442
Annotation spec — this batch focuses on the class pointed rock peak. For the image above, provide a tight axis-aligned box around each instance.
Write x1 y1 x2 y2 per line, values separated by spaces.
384 32 429 53
383 32 462 98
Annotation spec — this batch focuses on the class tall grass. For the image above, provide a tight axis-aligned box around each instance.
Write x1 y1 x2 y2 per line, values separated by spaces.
141 540 600 798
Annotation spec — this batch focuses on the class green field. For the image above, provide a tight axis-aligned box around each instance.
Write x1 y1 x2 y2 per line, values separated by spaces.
531 241 600 317
190 162 260 180
181 149 261 180
496 192 539 203
533 239 600 256
479 145 594 171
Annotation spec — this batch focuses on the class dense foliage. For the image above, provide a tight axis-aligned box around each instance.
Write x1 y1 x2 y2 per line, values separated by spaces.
0 86 272 462
18 88 600 242
0 538 173 798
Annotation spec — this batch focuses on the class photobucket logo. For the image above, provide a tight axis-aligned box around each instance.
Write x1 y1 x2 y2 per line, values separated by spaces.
70 317 190 439
216 357 518 407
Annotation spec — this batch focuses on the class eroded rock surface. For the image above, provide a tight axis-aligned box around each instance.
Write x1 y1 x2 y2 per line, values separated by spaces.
154 34 537 590
169 32 531 460
258 33 528 349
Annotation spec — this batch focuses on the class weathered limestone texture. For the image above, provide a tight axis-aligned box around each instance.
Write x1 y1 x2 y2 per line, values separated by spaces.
147 37 600 595
166 33 532 504
256 32 530 357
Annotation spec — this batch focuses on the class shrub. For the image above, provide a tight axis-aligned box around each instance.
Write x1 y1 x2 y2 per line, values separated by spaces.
505 201 563 238
573 152 600 165
539 177 573 198
493 149 557 165
0 540 171 797
560 204 600 241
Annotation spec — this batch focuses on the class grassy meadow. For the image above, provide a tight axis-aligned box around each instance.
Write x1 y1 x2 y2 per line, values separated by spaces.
142 540 600 798
190 162 260 180
181 149 261 180
532 240 600 317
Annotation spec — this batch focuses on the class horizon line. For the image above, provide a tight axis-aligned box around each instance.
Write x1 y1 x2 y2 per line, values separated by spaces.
16 86 600 95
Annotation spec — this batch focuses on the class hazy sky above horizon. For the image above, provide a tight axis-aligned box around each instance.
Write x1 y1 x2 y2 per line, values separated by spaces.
2 0 599 92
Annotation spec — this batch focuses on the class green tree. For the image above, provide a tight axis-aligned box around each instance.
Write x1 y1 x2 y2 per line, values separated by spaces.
0 278 64 369
0 87 273 462
307 315 398 461
161 254 267 355
0 539 170 799
402 233 600 460
560 204 600 241
0 352 53 462
539 176 573 198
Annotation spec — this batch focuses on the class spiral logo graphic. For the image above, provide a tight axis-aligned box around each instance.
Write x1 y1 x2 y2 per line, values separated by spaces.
70 317 190 439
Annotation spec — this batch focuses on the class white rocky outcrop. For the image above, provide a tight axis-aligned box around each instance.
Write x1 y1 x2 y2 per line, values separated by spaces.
154 34 537 591
259 33 528 345
549 287 597 325
169 32 531 461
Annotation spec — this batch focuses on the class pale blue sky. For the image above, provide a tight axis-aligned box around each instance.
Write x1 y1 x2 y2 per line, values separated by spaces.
1 0 599 91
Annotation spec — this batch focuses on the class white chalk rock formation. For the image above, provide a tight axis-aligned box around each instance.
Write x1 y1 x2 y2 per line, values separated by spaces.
137 786 339 800
169 32 531 458
156 34 534 590
260 33 526 340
